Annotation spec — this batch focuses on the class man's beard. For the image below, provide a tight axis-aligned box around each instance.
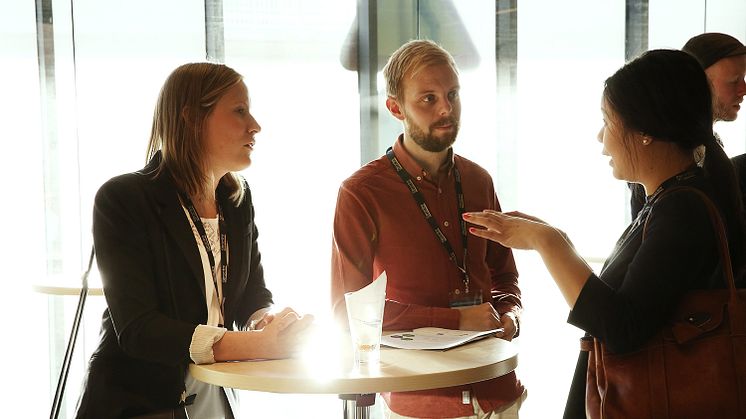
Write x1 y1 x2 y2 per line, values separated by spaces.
405 116 460 152
714 99 737 122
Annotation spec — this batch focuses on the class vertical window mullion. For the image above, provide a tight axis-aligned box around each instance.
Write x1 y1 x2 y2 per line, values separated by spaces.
205 0 225 62
495 0 518 207
625 0 649 61
358 0 379 165
36 0 63 275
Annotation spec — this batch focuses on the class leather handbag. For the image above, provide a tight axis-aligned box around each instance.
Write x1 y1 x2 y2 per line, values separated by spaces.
583 188 746 419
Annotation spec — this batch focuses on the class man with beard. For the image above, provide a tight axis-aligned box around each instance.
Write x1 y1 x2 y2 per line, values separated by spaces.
683 33 746 207
630 32 746 217
331 40 526 418
684 32 746 124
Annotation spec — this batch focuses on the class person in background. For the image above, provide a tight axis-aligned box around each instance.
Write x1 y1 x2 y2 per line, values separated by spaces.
75 62 313 419
685 32 746 123
331 39 526 419
630 32 746 217
463 49 745 418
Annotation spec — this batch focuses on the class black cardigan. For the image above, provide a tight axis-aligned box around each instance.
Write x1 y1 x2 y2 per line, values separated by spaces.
563 169 730 418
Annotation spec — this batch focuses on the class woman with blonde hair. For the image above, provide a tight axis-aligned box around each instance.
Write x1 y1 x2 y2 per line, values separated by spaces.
75 63 313 418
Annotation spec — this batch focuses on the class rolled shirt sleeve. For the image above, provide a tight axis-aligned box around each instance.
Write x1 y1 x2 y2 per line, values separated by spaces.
189 325 227 365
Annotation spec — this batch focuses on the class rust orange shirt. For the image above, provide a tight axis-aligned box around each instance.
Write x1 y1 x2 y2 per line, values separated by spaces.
331 136 524 417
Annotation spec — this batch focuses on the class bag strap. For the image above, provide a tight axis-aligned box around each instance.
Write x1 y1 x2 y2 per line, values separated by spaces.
641 186 737 300
579 336 594 352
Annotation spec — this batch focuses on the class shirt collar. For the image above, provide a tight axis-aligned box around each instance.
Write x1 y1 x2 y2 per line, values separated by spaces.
391 134 455 180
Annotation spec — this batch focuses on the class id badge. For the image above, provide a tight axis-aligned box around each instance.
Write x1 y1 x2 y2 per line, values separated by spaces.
448 288 483 308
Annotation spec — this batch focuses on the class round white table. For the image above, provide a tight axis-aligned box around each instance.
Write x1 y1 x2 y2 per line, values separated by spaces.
32 283 103 296
190 334 518 418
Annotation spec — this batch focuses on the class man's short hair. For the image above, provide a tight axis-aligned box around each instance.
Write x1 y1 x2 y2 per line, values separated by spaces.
682 32 746 69
383 39 458 99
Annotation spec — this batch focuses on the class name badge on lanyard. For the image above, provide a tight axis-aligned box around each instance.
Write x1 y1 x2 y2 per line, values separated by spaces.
449 287 483 308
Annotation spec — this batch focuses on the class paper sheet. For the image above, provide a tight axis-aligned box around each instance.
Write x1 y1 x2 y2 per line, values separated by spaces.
381 327 502 350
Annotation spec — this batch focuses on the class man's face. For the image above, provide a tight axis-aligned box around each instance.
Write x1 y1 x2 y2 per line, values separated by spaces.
706 55 746 121
394 63 461 153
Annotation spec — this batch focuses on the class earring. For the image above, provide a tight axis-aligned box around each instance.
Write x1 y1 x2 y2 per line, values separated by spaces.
641 137 651 145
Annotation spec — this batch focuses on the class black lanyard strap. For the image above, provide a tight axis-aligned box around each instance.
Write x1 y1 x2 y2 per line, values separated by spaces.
386 147 470 293
179 191 228 323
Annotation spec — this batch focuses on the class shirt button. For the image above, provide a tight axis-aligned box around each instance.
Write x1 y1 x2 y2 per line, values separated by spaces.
443 221 450 227
416 176 422 181
438 188 443 193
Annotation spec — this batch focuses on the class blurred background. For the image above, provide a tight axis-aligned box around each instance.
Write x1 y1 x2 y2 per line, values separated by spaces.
1 0 744 417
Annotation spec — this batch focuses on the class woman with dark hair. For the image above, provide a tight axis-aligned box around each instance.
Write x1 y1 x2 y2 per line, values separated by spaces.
462 49 745 417
75 63 313 419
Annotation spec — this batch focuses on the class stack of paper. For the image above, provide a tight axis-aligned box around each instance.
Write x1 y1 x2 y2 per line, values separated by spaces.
381 327 503 350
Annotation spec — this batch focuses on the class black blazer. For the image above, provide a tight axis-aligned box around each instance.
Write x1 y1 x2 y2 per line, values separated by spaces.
75 154 272 418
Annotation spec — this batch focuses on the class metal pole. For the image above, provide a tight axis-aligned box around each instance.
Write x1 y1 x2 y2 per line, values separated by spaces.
50 248 94 419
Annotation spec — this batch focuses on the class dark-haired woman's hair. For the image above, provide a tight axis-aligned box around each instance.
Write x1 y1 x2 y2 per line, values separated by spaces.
604 48 745 274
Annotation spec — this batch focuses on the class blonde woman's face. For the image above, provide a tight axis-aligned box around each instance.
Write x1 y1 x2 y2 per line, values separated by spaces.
202 81 261 175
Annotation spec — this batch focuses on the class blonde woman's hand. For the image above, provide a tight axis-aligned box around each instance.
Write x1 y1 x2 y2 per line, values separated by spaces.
260 308 314 356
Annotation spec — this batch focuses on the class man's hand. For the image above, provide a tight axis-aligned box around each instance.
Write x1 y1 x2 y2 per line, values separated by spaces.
495 312 518 342
457 302 502 331
457 303 518 342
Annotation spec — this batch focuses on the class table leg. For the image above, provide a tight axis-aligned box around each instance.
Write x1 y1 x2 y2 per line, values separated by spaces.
340 393 375 419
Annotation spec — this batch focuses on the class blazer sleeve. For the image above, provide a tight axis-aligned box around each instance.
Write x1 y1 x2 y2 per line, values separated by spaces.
93 176 196 366
229 182 273 330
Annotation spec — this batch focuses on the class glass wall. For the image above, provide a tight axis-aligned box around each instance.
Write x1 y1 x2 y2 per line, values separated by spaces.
221 1 359 414
512 2 628 416
2 0 745 417
221 0 359 320
0 1 51 418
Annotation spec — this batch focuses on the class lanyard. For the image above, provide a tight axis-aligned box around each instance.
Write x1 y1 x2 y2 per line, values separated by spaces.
603 167 700 275
386 147 470 293
179 191 228 323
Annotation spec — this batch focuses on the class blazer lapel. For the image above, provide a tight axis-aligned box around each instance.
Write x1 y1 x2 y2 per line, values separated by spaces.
219 184 245 318
146 164 206 297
